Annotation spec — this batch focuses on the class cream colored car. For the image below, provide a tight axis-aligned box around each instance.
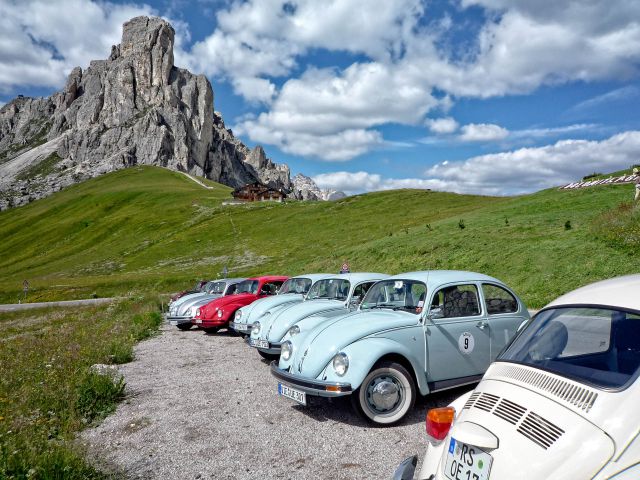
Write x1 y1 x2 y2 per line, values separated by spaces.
394 274 640 480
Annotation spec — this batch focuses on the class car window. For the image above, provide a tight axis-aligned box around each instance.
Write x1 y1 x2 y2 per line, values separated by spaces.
236 280 259 294
279 278 312 294
482 284 518 314
360 280 427 314
431 284 481 318
208 281 226 294
351 282 375 303
501 307 640 389
307 279 351 300
261 281 284 295
225 284 237 295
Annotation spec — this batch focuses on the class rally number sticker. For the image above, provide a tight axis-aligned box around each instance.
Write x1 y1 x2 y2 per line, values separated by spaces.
458 332 475 354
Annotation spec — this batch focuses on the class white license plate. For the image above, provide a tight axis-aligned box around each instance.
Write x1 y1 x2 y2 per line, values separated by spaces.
249 338 269 349
195 319 202 324
278 383 306 405
444 438 492 480
170 321 178 326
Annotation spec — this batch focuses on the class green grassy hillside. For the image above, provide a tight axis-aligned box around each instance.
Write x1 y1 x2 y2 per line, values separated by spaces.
1 166 638 308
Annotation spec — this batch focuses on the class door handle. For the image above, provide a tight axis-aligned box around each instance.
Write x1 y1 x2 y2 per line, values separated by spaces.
476 321 488 330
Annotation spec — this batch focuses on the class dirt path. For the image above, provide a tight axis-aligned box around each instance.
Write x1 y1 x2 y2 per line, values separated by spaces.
82 324 465 479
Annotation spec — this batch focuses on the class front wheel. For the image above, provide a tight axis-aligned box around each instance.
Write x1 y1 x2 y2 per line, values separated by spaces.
352 361 415 425
177 323 192 331
203 327 219 334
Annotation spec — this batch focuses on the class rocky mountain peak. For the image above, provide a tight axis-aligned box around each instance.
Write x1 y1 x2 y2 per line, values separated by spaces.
292 173 346 201
0 16 291 209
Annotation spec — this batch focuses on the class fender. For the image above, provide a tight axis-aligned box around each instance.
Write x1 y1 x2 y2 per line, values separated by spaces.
321 336 430 395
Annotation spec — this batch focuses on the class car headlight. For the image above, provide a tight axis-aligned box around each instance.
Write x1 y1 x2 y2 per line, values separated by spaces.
288 325 300 337
217 309 223 318
235 310 242 321
281 341 293 361
195 308 201 317
332 352 349 376
252 321 261 335
188 307 195 316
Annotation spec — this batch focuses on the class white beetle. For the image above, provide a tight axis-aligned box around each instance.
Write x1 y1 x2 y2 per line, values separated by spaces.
394 274 640 480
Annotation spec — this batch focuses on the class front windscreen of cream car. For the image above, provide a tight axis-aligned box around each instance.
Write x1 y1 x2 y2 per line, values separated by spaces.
278 277 312 295
359 279 426 314
306 278 350 301
500 306 640 389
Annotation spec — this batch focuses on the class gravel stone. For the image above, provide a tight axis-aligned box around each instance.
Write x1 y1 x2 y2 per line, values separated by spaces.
82 324 468 479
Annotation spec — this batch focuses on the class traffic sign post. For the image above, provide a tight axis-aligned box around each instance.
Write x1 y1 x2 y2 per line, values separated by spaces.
23 279 29 301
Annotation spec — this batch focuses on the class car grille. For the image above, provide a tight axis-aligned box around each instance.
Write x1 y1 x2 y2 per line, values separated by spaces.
464 392 564 449
488 364 598 413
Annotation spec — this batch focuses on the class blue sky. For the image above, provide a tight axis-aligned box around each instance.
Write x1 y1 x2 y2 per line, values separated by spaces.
1 0 639 195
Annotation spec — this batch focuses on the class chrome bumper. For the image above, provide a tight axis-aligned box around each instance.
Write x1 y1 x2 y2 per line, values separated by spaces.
166 316 192 325
229 321 252 333
270 362 352 397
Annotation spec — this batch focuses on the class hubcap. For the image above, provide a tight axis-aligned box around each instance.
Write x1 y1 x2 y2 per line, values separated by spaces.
366 375 402 413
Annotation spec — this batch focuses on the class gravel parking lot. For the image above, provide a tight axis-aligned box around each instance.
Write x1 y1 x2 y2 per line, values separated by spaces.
82 323 468 479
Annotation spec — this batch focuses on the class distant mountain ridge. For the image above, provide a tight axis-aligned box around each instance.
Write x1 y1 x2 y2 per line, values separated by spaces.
292 173 346 201
0 16 290 210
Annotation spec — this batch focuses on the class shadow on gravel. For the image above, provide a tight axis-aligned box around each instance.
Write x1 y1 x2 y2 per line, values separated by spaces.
287 384 476 429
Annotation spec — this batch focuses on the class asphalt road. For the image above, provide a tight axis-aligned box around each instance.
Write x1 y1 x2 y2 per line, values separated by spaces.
81 323 468 479
0 297 117 312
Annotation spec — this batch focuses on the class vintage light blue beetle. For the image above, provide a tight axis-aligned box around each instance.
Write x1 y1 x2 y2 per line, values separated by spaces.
271 271 529 425
249 272 388 359
229 274 331 336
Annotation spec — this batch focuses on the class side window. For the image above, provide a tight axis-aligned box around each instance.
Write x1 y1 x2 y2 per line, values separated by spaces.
265 281 283 295
482 284 518 315
352 282 375 303
432 284 480 318
226 284 237 295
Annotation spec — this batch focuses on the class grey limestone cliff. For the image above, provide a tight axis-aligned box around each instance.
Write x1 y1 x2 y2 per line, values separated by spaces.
0 16 290 209
291 173 346 201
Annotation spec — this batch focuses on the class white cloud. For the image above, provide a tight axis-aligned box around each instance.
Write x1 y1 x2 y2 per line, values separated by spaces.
315 131 640 196
426 130 640 195
510 123 601 139
569 86 640 114
313 171 440 195
426 117 459 134
459 123 509 142
0 0 161 92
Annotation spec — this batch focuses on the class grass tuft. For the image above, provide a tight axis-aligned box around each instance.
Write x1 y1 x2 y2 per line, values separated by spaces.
75 372 126 425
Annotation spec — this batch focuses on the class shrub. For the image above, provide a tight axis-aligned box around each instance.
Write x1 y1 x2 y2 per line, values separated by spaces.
564 220 572 230
458 219 465 229
582 172 602 181
108 340 134 364
75 371 126 424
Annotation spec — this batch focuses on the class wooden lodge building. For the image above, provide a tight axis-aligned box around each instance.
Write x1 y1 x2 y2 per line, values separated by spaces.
231 182 287 202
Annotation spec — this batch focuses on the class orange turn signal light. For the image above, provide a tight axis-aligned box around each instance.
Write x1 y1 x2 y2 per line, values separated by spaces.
426 406 456 441
326 386 342 392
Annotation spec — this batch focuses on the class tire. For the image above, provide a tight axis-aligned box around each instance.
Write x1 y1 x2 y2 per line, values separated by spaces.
203 327 219 334
257 350 279 361
352 361 416 425
176 323 192 331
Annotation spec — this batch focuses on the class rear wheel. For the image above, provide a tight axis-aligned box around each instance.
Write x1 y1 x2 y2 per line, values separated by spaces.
203 327 219 334
352 361 415 425
257 350 279 361
176 323 192 331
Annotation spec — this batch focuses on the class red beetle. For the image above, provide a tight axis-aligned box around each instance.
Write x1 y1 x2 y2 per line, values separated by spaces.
192 276 289 333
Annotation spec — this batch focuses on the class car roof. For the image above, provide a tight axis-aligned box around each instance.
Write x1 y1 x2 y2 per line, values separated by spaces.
386 270 507 291
290 273 332 281
212 278 245 284
546 274 640 311
245 275 289 282
319 272 389 283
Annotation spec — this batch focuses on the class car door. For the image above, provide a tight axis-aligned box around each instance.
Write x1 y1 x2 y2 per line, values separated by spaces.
425 282 491 385
480 282 525 359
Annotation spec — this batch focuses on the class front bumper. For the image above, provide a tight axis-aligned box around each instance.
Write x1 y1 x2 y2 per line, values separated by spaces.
166 315 192 325
192 317 228 328
270 363 353 398
248 338 282 354
229 321 252 334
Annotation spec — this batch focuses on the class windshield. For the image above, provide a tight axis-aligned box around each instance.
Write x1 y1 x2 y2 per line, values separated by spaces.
235 280 259 295
500 306 640 389
306 279 351 300
207 281 226 294
360 280 427 314
193 281 206 291
279 277 312 295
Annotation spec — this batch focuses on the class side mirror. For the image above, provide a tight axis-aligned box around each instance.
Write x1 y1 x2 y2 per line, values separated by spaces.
427 306 444 321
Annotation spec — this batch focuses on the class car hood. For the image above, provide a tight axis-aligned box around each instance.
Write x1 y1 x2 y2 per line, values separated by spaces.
177 294 221 315
206 293 256 309
172 291 209 309
290 309 420 378
435 374 615 480
261 299 347 342
239 294 303 323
